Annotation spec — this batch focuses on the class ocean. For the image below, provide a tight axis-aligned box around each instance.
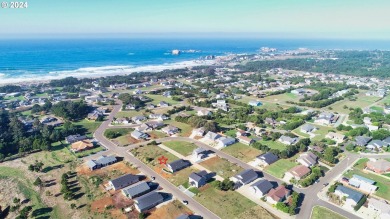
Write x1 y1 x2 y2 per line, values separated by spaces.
1 38 390 84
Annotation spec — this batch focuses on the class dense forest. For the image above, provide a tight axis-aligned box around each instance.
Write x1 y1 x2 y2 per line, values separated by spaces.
238 51 390 78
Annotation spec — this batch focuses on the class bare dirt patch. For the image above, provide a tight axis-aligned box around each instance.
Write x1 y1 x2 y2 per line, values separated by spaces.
148 200 192 219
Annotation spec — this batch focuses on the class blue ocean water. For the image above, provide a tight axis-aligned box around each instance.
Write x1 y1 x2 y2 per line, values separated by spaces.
0 38 390 83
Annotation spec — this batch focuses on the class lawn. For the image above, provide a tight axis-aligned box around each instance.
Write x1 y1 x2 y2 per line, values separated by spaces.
74 120 102 136
163 141 198 156
145 94 179 105
311 206 346 219
131 145 180 168
258 139 286 151
164 120 192 137
262 93 299 103
199 156 243 179
238 96 287 110
344 158 390 201
328 91 381 114
194 185 256 218
221 143 262 162
115 110 147 118
264 154 299 178
294 124 337 141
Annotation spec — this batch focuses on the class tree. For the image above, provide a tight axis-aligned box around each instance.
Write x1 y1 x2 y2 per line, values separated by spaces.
33 177 43 187
139 212 147 219
70 203 77 209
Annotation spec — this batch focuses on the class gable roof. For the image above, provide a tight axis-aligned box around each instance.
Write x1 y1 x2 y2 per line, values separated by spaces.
189 170 209 183
110 174 140 190
205 131 221 140
367 159 390 172
234 169 258 184
257 152 279 164
352 174 375 185
71 140 93 151
252 179 273 194
301 124 317 132
355 136 372 146
335 185 364 203
288 165 311 178
122 181 151 198
167 159 191 172
267 185 290 201
134 192 164 211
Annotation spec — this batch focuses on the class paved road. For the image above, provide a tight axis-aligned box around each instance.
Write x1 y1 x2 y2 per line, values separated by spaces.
93 101 220 219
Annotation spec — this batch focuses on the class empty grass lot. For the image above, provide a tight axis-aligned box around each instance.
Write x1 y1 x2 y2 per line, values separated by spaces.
258 139 286 151
163 141 198 156
115 110 147 118
344 158 390 201
168 166 199 186
328 91 381 114
145 94 179 105
264 154 299 178
74 120 102 135
131 145 180 168
311 206 346 219
221 143 262 162
194 185 256 218
199 157 243 179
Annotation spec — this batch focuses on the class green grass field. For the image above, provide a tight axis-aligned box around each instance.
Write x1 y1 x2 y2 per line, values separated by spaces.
344 158 390 201
328 91 381 114
200 157 243 179
168 166 199 186
311 206 346 219
194 186 256 218
115 110 147 118
258 139 286 150
294 124 337 141
264 154 299 178
74 120 102 135
145 94 180 105
238 96 287 110
132 145 180 168
221 143 261 162
163 141 197 156
74 146 105 158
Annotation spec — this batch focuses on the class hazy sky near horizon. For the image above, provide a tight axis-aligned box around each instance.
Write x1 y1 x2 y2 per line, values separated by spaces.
1 0 390 38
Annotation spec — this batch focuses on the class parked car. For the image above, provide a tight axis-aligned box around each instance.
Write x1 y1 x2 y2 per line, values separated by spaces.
182 200 188 205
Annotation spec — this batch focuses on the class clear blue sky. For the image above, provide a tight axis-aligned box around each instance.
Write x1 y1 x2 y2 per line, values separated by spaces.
1 0 390 38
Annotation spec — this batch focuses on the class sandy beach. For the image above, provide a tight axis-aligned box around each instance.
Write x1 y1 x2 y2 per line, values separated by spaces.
0 59 217 86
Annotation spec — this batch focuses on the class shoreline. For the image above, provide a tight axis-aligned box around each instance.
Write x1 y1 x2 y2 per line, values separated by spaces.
0 59 217 86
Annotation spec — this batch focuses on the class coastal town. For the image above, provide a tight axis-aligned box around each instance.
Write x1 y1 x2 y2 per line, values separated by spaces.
1 50 390 219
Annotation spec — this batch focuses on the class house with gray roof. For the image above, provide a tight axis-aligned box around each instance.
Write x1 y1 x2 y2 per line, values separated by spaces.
176 214 190 219
86 155 117 170
256 152 279 166
297 152 318 167
134 192 164 212
189 170 211 188
233 169 258 186
65 134 87 144
131 130 149 140
278 135 299 145
334 185 364 209
192 148 208 161
204 131 221 141
251 179 273 197
349 175 377 193
108 174 140 191
167 159 191 173
355 136 372 146
122 181 151 199
300 124 317 133
383 136 390 145
367 140 386 150
217 136 236 147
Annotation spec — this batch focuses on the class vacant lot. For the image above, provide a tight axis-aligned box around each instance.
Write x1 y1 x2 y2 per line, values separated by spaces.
222 143 261 162
163 141 197 156
148 200 192 219
258 139 286 151
146 94 179 105
294 124 337 142
238 96 287 110
74 120 102 136
132 145 180 168
311 206 346 219
200 157 243 179
262 93 299 103
265 154 299 178
344 158 390 201
194 184 257 218
328 92 381 114
115 109 147 118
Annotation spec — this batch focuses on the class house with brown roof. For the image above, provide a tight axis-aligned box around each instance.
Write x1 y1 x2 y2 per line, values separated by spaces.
284 165 311 181
70 140 94 152
237 136 254 145
266 185 291 204
366 159 390 174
